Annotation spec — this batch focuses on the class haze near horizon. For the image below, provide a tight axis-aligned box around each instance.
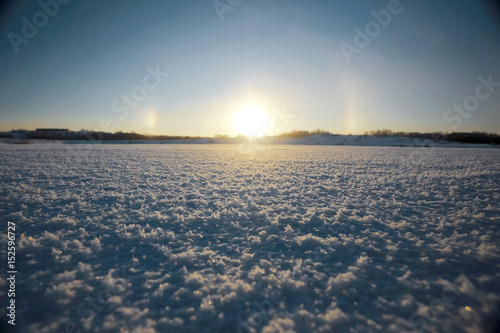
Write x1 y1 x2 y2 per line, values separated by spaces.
1 0 499 136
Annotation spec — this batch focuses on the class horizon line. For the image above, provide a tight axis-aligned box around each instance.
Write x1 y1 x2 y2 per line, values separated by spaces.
2 128 500 138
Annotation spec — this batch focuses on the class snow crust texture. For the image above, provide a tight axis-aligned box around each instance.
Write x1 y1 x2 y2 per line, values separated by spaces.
1 144 499 333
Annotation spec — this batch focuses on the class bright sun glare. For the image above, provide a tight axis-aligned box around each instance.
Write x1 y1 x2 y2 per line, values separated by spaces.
233 105 270 137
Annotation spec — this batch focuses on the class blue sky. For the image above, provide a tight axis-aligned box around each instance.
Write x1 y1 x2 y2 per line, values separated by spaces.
0 0 499 136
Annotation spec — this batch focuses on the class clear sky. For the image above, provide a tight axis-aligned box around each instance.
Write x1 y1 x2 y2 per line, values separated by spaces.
0 0 499 136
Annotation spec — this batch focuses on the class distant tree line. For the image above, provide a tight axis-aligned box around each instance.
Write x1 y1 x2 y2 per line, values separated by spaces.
0 130 201 141
363 129 500 144
1 129 499 144
276 129 333 139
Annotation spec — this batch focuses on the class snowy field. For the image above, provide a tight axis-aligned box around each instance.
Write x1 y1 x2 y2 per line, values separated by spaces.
1 144 499 333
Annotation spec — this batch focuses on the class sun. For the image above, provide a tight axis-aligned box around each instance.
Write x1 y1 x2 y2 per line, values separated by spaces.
233 104 270 137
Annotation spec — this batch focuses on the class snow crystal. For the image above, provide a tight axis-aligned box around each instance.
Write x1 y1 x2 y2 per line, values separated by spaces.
0 144 499 332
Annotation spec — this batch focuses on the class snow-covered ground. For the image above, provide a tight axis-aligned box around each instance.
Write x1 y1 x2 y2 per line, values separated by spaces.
1 144 499 333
